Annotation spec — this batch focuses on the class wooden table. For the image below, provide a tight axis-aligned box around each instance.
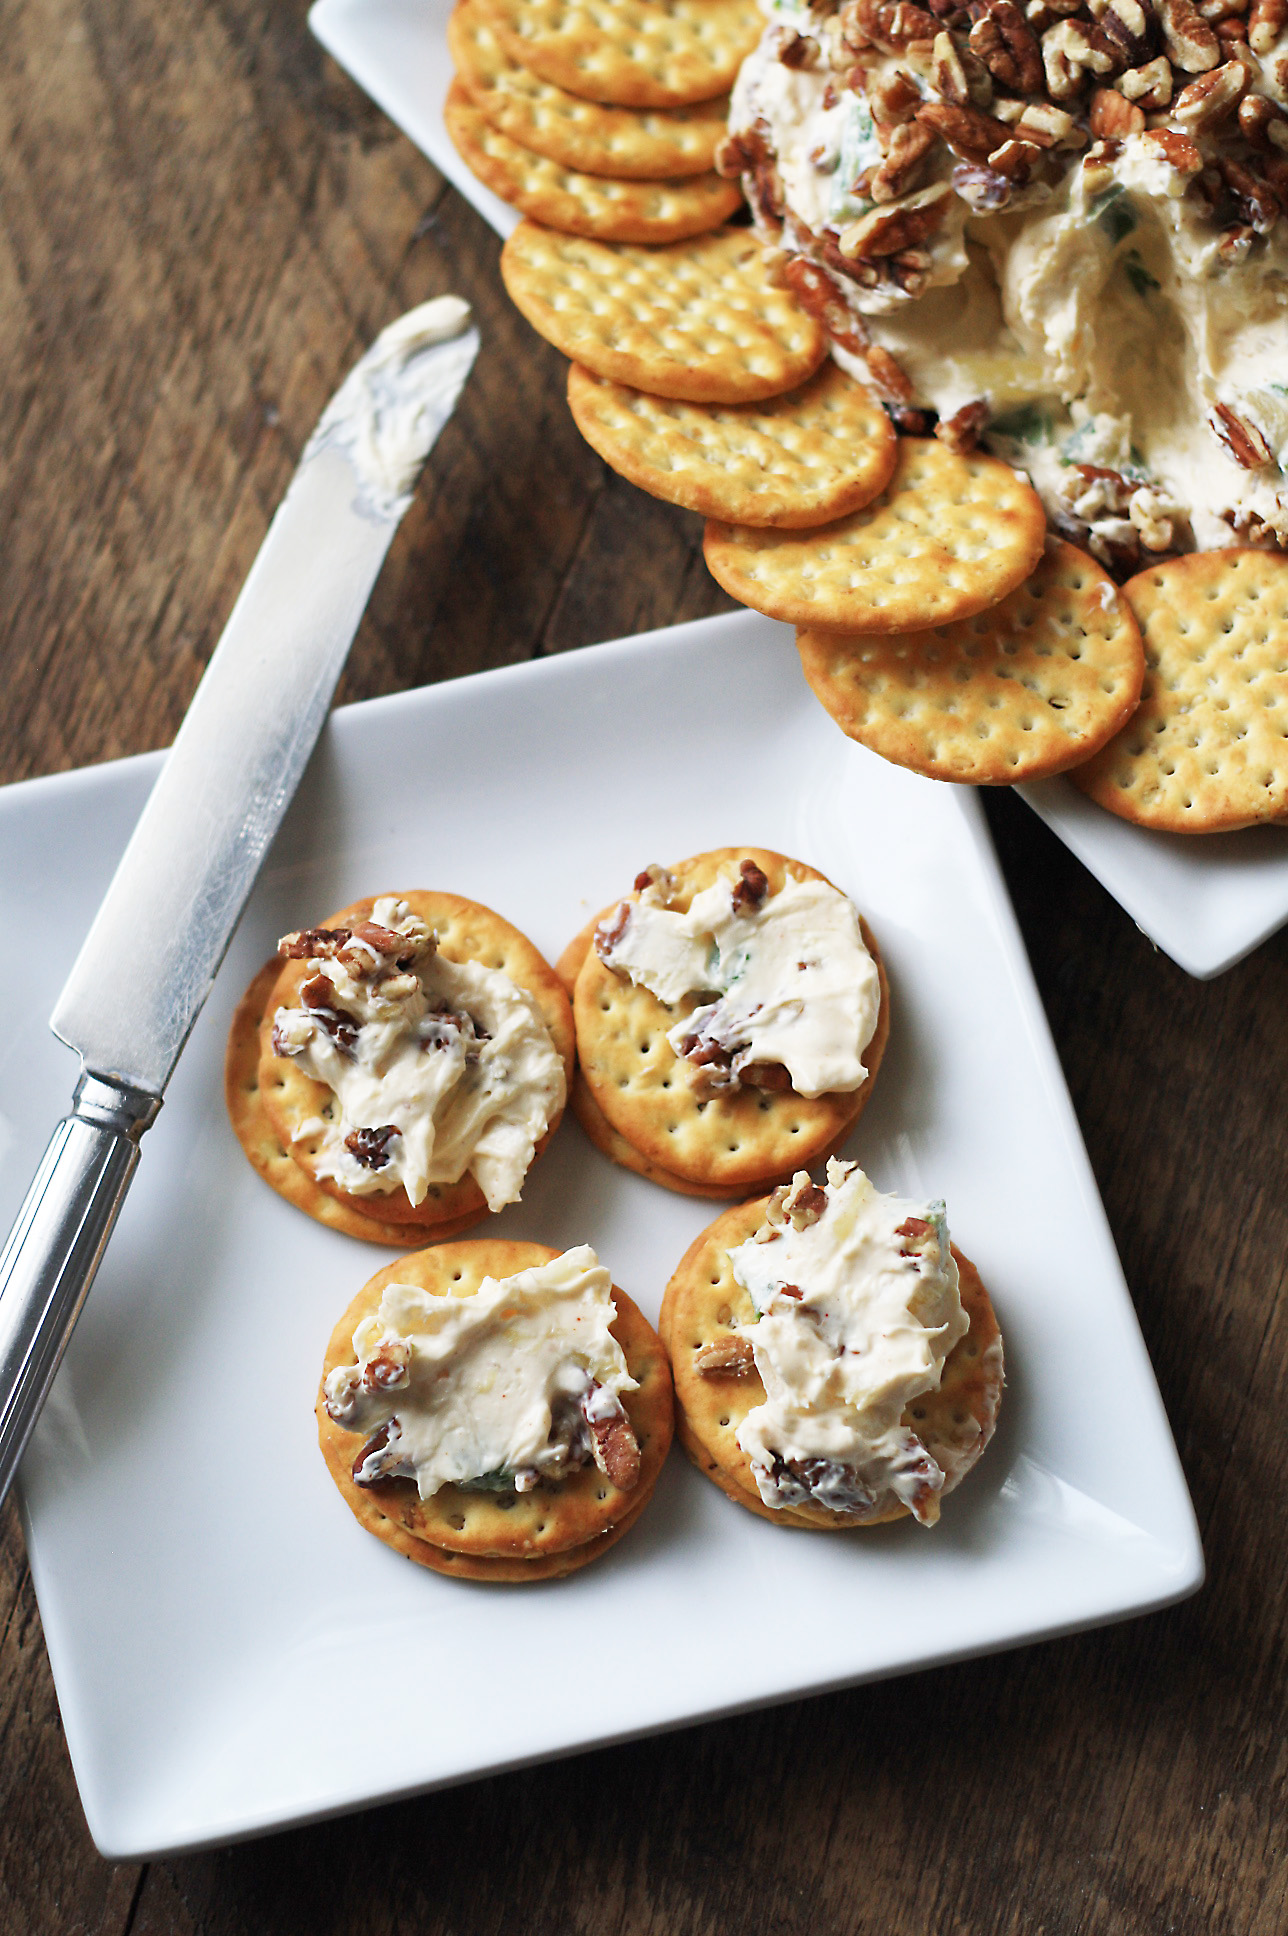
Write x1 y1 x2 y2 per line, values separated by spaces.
2 4 1286 1929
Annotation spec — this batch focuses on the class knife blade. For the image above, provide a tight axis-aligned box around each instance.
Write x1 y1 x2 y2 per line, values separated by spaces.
0 295 480 1503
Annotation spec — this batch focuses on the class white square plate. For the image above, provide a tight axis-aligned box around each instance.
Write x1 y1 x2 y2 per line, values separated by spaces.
5 611 1199 1860
309 0 1288 981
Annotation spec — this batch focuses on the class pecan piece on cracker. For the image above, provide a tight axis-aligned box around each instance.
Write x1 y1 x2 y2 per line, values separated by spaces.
351 1419 412 1486
731 858 770 912
278 926 352 960
693 1334 757 1376
360 1335 412 1392
344 1123 400 1170
582 1392 641 1490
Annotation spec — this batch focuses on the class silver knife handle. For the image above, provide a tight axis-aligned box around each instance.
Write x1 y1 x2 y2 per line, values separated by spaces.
0 1074 160 1505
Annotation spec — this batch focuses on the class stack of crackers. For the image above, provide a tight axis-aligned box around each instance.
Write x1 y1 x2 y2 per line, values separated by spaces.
445 0 756 243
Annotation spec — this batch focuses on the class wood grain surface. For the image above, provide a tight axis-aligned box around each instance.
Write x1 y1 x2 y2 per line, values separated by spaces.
2 3 1287 1931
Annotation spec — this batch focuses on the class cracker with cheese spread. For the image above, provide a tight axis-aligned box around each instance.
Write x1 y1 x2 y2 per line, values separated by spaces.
227 892 573 1240
318 1239 674 1578
660 1164 1004 1530
572 849 890 1194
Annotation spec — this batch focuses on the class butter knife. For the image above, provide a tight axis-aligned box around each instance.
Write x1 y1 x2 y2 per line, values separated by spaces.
0 296 480 1505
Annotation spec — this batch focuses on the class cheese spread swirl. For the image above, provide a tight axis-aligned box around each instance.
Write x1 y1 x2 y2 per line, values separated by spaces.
728 1159 969 1524
596 862 880 1098
323 1247 639 1499
272 896 566 1212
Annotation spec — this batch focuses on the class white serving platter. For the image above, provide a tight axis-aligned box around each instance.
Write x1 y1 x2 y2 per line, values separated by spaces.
4 609 1200 1860
309 0 1288 981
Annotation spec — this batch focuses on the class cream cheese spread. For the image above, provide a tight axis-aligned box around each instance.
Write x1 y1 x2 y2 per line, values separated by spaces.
323 1247 639 1499
726 0 1288 565
272 896 565 1212
595 862 880 1097
303 294 478 521
728 1160 969 1523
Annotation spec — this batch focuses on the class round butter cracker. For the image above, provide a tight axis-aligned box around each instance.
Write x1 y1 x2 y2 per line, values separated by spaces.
567 359 897 528
475 0 762 109
660 1199 1003 1530
572 849 890 1194
1071 549 1288 832
703 438 1047 634
797 539 1146 783
256 892 573 1235
445 81 740 241
225 961 484 1247
501 221 827 405
449 0 729 178
317 1240 674 1570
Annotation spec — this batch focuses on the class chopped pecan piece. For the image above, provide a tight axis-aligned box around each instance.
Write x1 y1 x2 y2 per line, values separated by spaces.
1041 18 1117 97
952 160 1014 209
1248 0 1287 50
594 901 631 959
1141 126 1204 171
360 1336 412 1391
936 399 990 451
932 27 970 100
1217 154 1282 230
731 858 770 912
1089 86 1146 135
693 1334 757 1376
781 256 871 357
1098 0 1152 62
1240 94 1288 151
969 3 1044 90
1014 101 1080 145
915 99 1014 161
740 1061 795 1090
351 1420 410 1487
1172 59 1247 129
869 65 925 122
1211 403 1274 467
782 1175 828 1229
299 973 360 1052
778 29 819 66
344 1123 400 1170
871 119 939 200
583 1397 641 1491
896 1215 933 1243
865 343 918 401
988 137 1043 179
1156 0 1222 68
842 0 940 50
1118 55 1174 106
278 926 351 960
